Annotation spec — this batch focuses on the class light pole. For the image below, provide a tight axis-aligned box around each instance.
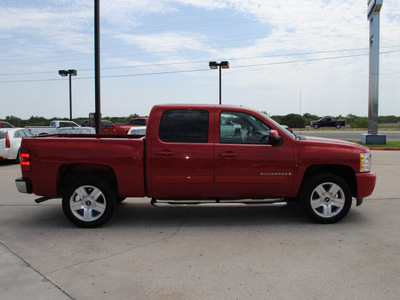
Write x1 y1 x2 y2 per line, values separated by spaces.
59 69 77 120
209 61 229 105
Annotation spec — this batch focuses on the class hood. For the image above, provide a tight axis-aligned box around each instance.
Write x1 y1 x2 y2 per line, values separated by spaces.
301 136 370 152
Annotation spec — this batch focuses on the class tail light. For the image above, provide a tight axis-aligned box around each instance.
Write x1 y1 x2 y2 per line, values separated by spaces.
6 132 10 148
20 148 31 172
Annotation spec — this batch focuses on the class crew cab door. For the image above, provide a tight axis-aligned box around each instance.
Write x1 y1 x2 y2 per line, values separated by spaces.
214 110 295 198
148 108 214 198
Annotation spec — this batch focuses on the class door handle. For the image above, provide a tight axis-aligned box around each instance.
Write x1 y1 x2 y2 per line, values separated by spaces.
156 149 175 156
219 151 239 158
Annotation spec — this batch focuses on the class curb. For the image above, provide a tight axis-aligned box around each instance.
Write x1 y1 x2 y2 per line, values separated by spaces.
369 147 400 151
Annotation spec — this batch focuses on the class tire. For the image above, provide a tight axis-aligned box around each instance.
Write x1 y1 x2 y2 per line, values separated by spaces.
62 177 116 228
117 197 127 203
299 173 352 224
313 124 319 129
336 124 341 129
15 149 20 163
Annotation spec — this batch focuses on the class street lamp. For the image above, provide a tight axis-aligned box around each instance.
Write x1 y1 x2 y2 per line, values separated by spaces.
209 61 229 105
58 69 77 120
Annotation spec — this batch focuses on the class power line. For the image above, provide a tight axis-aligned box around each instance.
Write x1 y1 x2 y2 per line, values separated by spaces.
1 49 399 83
1 45 399 78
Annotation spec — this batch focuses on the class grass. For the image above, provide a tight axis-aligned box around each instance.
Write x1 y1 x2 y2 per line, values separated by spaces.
351 141 400 149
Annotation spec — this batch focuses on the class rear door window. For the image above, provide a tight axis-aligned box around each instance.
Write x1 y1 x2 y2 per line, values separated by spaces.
159 109 209 143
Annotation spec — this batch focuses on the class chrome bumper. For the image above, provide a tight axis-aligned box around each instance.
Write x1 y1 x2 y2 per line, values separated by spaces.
15 177 32 194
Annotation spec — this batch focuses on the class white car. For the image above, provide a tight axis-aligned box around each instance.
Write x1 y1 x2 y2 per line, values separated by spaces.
127 126 146 136
56 127 96 134
0 128 34 161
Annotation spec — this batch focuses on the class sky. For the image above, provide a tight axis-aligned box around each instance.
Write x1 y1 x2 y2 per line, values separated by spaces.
1 0 400 119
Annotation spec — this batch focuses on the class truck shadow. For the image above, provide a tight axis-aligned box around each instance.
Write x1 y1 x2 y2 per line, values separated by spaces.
110 201 308 228
17 199 365 229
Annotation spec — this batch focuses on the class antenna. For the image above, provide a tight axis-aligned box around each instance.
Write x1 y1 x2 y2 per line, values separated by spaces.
299 90 302 136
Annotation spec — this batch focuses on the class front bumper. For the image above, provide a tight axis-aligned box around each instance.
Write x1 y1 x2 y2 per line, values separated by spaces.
15 177 32 194
356 172 376 199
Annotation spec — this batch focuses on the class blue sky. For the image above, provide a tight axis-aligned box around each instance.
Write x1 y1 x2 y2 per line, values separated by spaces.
1 0 400 119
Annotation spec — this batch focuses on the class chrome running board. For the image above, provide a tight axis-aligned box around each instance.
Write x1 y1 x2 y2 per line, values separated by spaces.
151 198 287 208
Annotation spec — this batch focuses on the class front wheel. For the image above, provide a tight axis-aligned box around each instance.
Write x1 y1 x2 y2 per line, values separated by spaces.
313 124 319 129
62 177 116 228
299 173 352 224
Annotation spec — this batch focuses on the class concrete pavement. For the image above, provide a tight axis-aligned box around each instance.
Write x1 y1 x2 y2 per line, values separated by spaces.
1 151 400 299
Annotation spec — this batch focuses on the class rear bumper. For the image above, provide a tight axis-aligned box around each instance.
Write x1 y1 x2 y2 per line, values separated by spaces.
15 177 32 194
356 172 376 199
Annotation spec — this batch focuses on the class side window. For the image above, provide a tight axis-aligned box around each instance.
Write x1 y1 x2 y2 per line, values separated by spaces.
220 111 271 144
60 122 77 128
159 109 209 143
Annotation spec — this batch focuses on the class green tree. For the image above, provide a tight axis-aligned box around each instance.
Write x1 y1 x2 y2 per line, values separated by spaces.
281 114 306 128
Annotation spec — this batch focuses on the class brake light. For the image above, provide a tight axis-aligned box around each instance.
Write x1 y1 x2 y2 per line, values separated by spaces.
20 148 31 172
6 132 10 148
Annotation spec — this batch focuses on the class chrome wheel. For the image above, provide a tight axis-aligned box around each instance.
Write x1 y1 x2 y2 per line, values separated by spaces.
310 182 345 218
62 177 116 227
300 173 352 223
70 185 106 222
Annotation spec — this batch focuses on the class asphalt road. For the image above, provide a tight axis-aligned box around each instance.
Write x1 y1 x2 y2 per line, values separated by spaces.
294 129 400 141
1 151 400 300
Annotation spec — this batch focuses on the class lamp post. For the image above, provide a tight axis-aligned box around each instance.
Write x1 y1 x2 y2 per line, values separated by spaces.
59 69 77 120
209 61 229 105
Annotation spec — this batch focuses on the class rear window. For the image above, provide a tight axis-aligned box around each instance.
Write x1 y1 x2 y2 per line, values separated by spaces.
130 119 146 125
159 109 209 143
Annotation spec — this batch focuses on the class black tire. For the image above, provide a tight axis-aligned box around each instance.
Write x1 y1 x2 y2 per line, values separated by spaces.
62 177 116 228
336 124 341 129
117 197 127 203
15 149 20 163
313 124 319 129
299 173 352 224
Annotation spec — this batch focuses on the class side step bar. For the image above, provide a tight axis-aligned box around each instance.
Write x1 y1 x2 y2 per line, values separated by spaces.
151 198 287 208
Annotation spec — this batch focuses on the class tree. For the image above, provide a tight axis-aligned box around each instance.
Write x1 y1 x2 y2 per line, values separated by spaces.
281 114 306 128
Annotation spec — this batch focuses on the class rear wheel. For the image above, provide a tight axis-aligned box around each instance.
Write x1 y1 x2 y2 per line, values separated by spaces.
336 124 341 129
62 177 116 228
299 173 352 224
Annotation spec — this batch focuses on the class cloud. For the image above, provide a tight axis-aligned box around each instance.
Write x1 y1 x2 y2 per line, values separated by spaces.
117 32 209 54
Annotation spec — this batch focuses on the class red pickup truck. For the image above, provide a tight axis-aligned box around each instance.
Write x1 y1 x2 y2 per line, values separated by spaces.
15 104 376 227
114 117 149 134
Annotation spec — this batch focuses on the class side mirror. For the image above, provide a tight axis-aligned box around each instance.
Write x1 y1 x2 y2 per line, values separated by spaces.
269 130 283 146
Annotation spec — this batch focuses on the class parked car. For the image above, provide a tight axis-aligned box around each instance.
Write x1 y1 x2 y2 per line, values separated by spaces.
127 126 146 136
81 120 127 134
26 120 80 136
15 104 375 227
115 118 149 133
0 121 15 128
56 127 96 134
0 128 34 161
281 125 293 133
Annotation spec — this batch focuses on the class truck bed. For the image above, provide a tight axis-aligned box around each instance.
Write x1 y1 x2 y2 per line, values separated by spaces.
20 134 146 197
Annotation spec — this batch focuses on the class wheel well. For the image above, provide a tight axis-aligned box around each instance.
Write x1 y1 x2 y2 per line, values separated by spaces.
301 165 358 197
58 164 119 196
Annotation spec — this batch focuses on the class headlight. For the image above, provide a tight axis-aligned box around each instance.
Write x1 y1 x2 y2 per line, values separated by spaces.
360 153 371 172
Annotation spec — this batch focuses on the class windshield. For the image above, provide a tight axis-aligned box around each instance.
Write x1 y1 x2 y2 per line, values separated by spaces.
260 112 296 139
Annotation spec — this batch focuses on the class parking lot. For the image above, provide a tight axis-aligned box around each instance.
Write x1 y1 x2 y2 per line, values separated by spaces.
1 150 400 300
